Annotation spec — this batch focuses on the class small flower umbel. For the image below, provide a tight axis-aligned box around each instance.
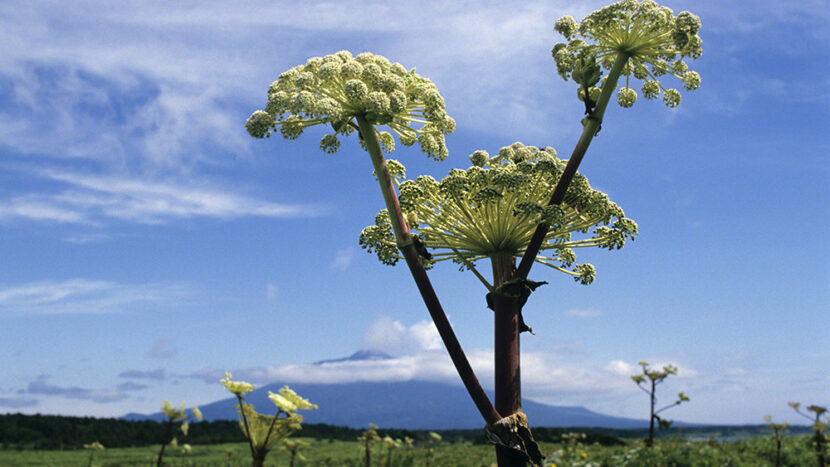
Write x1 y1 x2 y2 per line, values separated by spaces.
155 400 202 467
552 0 702 110
788 402 828 467
360 143 638 289
221 373 317 467
245 50 454 160
632 362 690 448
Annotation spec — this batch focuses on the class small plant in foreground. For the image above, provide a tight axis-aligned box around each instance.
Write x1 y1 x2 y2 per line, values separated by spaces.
357 423 382 467
546 432 592 467
220 372 317 467
83 441 103 467
631 361 690 447
425 431 442 467
280 439 310 467
764 414 790 467
382 435 402 467
156 400 201 467
789 402 828 467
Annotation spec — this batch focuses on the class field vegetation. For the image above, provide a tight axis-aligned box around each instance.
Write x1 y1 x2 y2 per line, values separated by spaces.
1 413 824 466
0 433 825 466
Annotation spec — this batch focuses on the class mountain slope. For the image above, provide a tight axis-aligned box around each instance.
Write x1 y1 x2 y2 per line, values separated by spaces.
127 380 648 430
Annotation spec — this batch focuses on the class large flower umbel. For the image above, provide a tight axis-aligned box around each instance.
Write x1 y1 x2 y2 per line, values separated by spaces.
360 143 638 286
552 0 702 108
245 50 455 160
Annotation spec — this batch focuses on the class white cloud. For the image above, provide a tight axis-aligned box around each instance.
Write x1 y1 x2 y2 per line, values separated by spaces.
196 317 695 408
0 279 192 315
361 316 442 354
362 316 408 352
266 283 278 303
330 248 354 271
562 308 603 318
0 167 325 225
604 360 635 376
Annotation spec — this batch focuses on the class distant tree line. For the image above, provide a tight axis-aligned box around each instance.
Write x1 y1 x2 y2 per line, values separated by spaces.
1 414 629 450
0 413 811 450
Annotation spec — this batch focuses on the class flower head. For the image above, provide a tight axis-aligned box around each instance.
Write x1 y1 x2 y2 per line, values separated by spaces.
220 372 255 396
552 0 702 108
278 385 318 411
247 51 454 160
360 142 637 286
161 400 188 422
268 392 297 413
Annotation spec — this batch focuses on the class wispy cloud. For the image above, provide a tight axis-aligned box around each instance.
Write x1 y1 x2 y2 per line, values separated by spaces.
562 308 603 318
147 341 178 360
0 396 38 409
116 382 149 392
0 279 191 315
330 248 355 271
266 283 278 303
24 375 127 403
118 369 167 381
0 168 325 226
0 1 608 176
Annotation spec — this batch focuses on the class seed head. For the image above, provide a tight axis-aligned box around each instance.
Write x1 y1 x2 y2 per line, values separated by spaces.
247 51 454 160
552 0 702 108
359 143 637 286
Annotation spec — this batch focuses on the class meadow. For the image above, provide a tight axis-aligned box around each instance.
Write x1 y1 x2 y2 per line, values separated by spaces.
0 433 823 466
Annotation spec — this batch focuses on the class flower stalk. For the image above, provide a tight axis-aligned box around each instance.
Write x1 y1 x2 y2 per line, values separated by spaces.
517 52 628 280
356 115 501 426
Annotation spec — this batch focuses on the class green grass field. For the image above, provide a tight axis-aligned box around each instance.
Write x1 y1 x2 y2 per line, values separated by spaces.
0 435 823 467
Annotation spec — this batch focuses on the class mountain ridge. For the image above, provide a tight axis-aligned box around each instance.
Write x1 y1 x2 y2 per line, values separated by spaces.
124 379 649 430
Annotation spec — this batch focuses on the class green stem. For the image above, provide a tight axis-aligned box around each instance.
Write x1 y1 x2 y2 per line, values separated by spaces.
236 396 257 460
156 420 173 467
517 52 630 279
355 115 501 426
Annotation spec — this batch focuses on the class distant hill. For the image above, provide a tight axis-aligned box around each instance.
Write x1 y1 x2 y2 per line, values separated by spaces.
125 379 649 430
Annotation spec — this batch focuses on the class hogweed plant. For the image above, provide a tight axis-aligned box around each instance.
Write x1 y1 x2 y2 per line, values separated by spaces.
246 1 701 465
245 49 502 453
357 423 382 467
280 439 310 467
631 362 690 447
425 431 442 467
83 441 103 467
220 372 317 467
382 435 403 467
155 400 201 467
764 415 790 467
789 402 828 467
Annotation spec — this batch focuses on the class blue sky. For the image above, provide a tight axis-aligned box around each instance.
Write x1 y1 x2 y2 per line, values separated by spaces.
0 0 827 426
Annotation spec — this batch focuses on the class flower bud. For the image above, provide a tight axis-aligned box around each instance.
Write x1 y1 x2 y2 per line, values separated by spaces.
617 87 637 108
663 88 681 107
469 150 489 167
681 71 701 90
642 80 660 99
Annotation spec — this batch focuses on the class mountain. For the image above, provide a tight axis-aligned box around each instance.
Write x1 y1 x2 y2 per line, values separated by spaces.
125 379 648 429
313 349 393 365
